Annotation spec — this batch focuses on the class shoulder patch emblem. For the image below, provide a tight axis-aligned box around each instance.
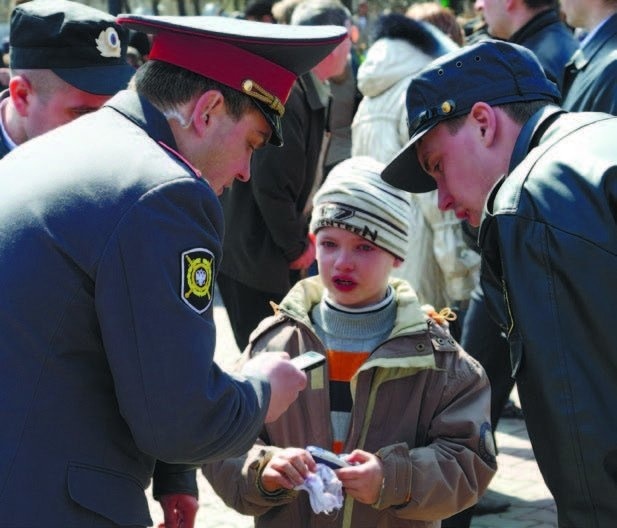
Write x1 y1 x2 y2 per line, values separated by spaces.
181 248 215 314
478 421 497 467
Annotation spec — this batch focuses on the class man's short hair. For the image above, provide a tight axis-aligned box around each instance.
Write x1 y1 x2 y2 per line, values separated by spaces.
133 60 255 122
444 100 549 135
9 69 65 102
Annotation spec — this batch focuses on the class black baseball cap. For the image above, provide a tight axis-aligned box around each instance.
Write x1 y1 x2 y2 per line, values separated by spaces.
381 40 561 193
9 0 134 96
117 14 348 146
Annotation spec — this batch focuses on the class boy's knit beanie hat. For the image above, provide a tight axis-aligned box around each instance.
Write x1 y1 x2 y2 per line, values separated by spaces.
310 156 411 260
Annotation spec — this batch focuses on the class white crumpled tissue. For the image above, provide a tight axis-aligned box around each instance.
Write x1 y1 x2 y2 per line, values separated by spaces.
295 463 344 514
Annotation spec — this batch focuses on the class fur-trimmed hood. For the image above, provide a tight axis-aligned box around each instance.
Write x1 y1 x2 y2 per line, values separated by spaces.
357 14 458 98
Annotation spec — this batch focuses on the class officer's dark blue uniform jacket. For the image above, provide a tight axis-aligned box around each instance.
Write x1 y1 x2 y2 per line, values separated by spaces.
0 91 270 526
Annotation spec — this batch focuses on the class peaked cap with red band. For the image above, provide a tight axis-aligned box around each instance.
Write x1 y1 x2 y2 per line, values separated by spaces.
116 14 348 146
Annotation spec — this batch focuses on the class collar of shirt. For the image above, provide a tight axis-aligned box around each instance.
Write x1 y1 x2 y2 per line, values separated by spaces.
579 14 613 49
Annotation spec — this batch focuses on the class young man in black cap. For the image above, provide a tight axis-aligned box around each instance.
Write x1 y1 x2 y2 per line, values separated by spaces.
0 0 134 158
0 11 347 528
382 39 617 527
445 3 577 520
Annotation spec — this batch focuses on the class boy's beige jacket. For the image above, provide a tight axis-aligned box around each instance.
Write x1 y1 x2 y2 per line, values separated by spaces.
203 277 495 527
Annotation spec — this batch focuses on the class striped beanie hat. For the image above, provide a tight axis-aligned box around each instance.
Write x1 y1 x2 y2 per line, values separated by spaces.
310 156 411 260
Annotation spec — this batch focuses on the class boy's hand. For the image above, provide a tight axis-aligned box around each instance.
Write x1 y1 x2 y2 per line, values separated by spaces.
260 447 317 492
336 449 384 505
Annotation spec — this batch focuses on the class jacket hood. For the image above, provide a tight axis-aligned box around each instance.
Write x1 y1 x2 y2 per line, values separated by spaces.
357 17 458 98
357 39 432 97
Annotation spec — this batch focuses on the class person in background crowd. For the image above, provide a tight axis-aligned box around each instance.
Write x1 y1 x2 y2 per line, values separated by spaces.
217 0 352 351
352 0 377 59
203 156 496 528
0 0 134 159
406 1 466 46
561 0 617 113
383 39 617 527
0 11 347 526
129 29 152 61
0 37 9 89
244 0 277 22
474 0 577 90
323 55 359 177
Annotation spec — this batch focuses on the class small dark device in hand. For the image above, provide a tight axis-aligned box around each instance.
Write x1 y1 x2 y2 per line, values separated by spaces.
291 351 326 371
307 445 350 469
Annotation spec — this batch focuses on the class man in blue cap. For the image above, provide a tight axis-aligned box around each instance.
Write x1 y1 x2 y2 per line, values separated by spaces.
0 9 347 527
0 0 134 158
382 39 617 527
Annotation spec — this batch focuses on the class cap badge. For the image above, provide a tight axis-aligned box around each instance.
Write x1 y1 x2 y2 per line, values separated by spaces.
242 79 285 117
95 27 122 58
441 100 454 114
181 248 215 314
409 99 457 134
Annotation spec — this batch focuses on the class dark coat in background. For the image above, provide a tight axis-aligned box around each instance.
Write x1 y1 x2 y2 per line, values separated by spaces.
219 72 328 295
562 12 617 113
508 7 578 92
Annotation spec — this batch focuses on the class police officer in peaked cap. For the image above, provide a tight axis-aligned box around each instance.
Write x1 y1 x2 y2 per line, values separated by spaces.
0 11 347 527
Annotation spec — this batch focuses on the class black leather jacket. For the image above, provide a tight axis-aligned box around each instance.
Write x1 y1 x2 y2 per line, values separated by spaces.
479 106 617 527
509 8 578 92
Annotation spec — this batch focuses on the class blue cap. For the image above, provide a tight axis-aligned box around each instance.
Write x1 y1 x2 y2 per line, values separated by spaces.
382 39 561 193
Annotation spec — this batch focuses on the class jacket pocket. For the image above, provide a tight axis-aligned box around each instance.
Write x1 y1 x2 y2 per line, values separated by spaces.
67 462 152 526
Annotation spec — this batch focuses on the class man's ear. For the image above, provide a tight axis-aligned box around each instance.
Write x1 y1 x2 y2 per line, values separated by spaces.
470 102 497 146
191 89 224 136
8 76 33 117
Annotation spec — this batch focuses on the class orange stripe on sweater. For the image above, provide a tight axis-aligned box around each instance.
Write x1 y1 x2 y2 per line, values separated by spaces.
326 350 370 381
332 440 345 455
